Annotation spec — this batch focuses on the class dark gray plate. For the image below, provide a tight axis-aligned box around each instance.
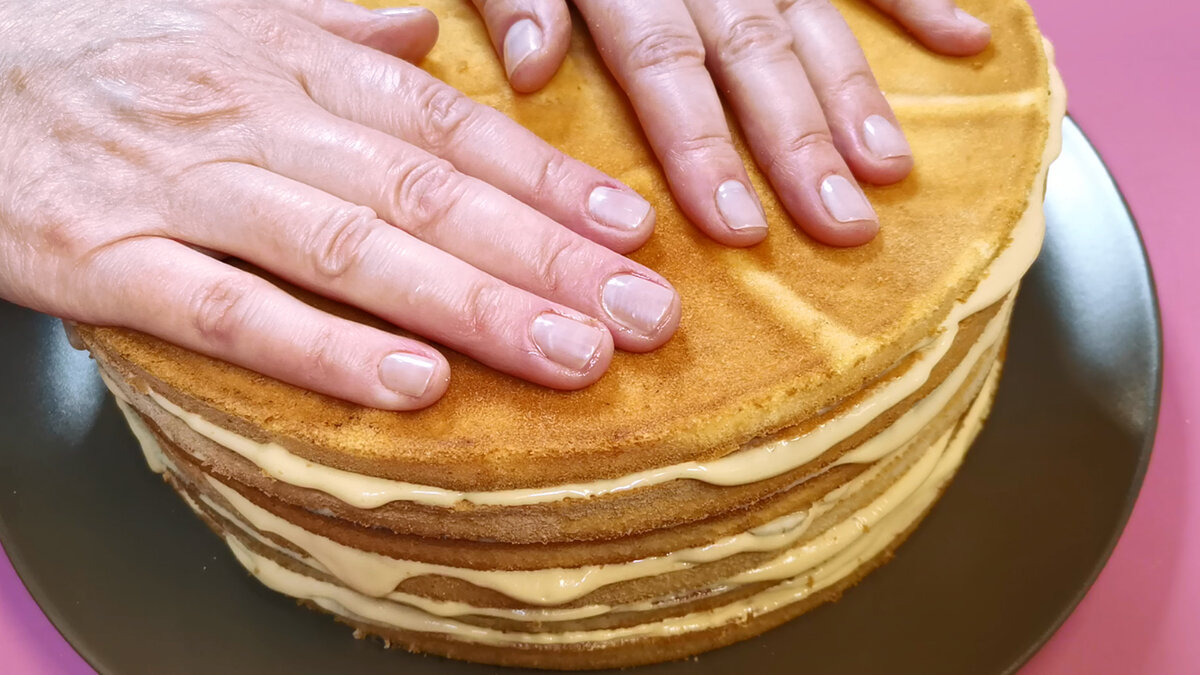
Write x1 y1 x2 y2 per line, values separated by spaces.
0 118 1161 675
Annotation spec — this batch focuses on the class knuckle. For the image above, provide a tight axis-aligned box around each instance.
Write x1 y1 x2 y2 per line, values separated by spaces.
135 54 262 129
299 323 343 384
532 237 588 295
457 280 509 342
81 19 275 131
308 206 382 281
189 276 256 346
826 68 879 102
389 158 463 236
167 62 254 122
716 14 793 63
530 151 572 204
775 0 825 17
782 128 836 155
625 27 706 75
664 131 734 165
770 128 836 172
411 82 476 153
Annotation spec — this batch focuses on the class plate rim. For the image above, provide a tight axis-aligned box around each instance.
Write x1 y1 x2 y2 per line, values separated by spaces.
1000 115 1164 675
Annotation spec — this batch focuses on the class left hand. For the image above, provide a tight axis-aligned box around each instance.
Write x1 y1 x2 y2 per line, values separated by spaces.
467 0 991 247
0 0 684 410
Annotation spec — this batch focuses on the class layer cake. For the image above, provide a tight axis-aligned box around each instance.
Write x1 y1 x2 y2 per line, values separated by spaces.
79 0 1066 668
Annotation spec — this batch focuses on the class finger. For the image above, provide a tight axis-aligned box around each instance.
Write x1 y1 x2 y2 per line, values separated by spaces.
169 162 616 389
278 28 656 254
87 237 450 410
253 102 680 351
280 0 439 61
687 0 878 246
573 0 769 247
468 0 572 92
777 0 913 185
864 0 991 56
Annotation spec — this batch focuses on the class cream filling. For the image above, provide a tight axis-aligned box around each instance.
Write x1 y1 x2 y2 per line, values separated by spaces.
219 362 995 645
164 296 1010 608
115 399 609 622
207 418 928 605
114 356 1000 613
114 396 168 475
194 488 621 622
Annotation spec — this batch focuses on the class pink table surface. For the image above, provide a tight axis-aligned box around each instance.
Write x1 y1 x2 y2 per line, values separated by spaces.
2 1 1197 673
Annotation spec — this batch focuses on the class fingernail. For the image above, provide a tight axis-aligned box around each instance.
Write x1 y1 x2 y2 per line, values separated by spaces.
819 175 877 223
862 114 912 160
716 180 768 232
504 19 542 79
379 352 437 397
588 187 654 231
531 313 605 371
954 8 989 32
602 275 677 334
374 7 426 18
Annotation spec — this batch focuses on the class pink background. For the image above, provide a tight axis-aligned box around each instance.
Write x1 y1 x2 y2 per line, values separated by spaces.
2 0 1196 672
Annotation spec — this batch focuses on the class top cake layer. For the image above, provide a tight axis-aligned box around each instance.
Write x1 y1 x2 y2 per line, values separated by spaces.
79 0 1052 490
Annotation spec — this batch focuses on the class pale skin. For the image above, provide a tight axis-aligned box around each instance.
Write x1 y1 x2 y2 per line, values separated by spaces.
0 0 987 410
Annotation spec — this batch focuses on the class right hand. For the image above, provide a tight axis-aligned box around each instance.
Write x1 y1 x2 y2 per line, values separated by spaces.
0 0 681 410
471 0 991 248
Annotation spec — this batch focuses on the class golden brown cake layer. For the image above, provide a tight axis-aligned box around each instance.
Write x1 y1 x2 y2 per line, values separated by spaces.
76 0 1052 490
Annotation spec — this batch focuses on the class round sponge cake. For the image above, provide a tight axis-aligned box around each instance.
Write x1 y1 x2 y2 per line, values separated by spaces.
79 0 1064 668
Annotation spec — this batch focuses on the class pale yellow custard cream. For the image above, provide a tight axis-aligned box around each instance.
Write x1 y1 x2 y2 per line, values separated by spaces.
115 361 999 644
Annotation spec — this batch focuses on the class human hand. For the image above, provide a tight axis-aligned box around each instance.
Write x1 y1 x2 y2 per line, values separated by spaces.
0 0 681 410
469 0 991 247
